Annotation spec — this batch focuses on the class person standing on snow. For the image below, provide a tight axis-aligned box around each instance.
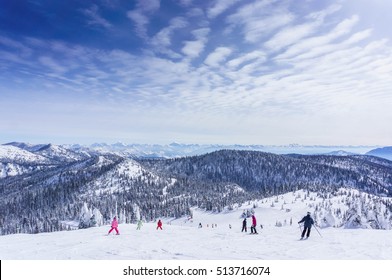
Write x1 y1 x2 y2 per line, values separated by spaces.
108 216 120 235
298 212 314 239
251 214 258 234
136 220 143 230
157 219 163 230
242 218 247 232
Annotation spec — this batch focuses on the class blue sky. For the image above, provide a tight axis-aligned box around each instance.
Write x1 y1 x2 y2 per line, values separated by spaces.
0 0 391 145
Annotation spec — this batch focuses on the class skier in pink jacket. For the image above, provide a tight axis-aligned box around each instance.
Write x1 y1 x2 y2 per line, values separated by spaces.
108 217 120 235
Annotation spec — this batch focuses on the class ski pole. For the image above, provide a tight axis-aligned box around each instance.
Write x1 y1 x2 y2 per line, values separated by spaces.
313 224 322 238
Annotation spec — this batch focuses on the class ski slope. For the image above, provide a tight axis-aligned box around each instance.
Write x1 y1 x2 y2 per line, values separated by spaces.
1 191 392 260
0 216 391 260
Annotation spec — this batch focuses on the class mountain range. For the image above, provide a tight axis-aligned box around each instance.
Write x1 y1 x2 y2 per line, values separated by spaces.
0 142 391 235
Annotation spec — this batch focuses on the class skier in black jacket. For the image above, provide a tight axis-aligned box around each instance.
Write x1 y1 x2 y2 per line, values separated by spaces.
298 212 314 239
242 218 247 232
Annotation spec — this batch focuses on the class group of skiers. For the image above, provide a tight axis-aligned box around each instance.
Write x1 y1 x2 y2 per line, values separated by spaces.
241 214 259 234
107 212 315 239
107 217 163 235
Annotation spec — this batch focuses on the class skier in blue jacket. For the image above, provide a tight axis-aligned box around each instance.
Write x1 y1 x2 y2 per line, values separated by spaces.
298 212 314 239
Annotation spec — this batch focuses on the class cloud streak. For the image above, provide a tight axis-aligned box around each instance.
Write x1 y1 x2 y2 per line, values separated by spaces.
82 5 112 29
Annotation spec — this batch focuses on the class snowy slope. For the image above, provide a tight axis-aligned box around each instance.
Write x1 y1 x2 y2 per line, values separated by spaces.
0 145 50 163
83 158 175 196
34 144 89 162
3 142 48 152
1 189 392 260
2 222 392 260
0 145 52 178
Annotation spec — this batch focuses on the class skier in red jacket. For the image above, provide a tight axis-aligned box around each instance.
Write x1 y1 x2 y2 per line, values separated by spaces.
251 214 258 234
157 219 163 230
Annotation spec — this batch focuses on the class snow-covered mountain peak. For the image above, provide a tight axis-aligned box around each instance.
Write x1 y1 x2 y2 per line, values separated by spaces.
0 144 50 163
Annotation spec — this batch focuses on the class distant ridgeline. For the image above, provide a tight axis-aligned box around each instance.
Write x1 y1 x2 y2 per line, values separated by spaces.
1 143 392 235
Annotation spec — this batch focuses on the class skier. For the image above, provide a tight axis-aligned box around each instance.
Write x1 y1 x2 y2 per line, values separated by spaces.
136 220 143 230
242 218 247 232
298 212 314 239
157 219 163 230
198 223 202 228
108 216 120 235
251 214 258 234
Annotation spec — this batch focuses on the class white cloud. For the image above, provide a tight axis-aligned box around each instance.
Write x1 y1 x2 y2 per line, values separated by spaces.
204 47 232 67
136 0 160 12
243 13 294 43
343 28 372 45
38 56 68 74
276 15 359 60
0 36 32 57
227 0 277 22
151 17 188 47
306 3 342 21
226 50 266 69
178 0 193 7
181 28 210 58
127 0 161 38
264 21 319 51
127 10 149 37
227 1 295 43
207 0 240 18
182 40 206 58
192 27 210 39
149 17 188 58
286 29 372 63
82 5 112 29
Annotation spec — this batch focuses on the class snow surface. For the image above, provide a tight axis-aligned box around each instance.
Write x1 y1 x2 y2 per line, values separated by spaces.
1 189 392 260
0 145 50 163
0 145 52 178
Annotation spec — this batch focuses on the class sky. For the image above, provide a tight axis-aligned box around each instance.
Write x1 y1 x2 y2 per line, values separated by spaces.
0 0 391 146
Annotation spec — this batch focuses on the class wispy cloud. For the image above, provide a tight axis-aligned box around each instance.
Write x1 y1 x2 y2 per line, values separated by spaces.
38 56 68 74
226 1 295 43
226 50 266 69
150 17 188 57
178 0 193 7
0 36 32 57
207 0 241 18
306 3 342 21
127 0 161 38
82 5 112 29
264 21 320 51
181 28 210 59
276 15 360 61
204 47 232 67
